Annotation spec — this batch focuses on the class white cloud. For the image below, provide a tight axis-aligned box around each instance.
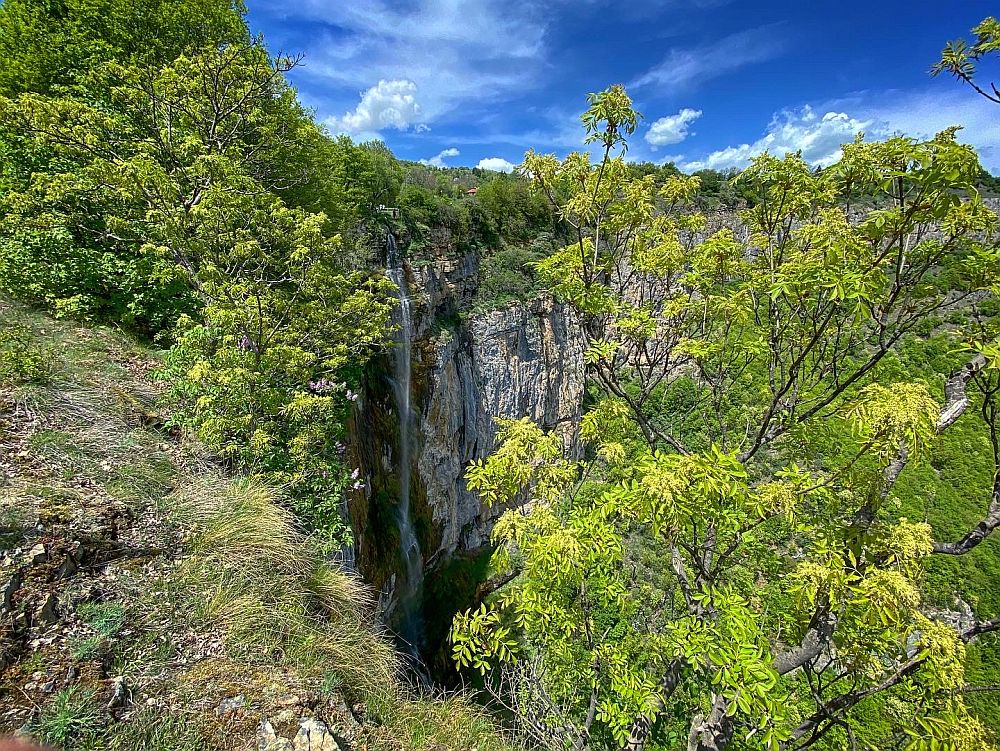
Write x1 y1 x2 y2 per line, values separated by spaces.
261 0 548 123
633 26 785 93
646 108 702 147
679 87 1000 174
476 157 516 172
845 88 1000 173
657 154 685 166
325 79 423 137
680 107 872 172
420 147 460 168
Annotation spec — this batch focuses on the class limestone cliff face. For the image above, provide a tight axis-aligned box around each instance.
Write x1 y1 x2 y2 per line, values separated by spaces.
348 230 586 599
417 293 585 557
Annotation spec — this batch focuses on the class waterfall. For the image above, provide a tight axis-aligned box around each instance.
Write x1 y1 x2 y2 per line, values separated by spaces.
385 232 425 657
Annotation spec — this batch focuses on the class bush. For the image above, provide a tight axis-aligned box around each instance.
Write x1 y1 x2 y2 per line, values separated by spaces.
475 244 543 311
473 234 562 312
475 175 553 242
0 227 198 336
0 324 52 385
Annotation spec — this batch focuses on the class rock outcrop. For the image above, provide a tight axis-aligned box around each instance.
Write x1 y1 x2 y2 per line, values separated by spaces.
418 293 585 555
348 230 586 616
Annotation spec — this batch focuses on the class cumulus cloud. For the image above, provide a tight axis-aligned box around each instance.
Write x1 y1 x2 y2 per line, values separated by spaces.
633 26 785 93
680 107 871 172
679 87 1000 175
846 88 1000 173
646 108 702 147
420 147 460 168
325 79 423 136
476 157 516 172
261 0 548 123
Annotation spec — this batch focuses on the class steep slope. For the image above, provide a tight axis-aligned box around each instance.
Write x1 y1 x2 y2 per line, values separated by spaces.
0 294 510 751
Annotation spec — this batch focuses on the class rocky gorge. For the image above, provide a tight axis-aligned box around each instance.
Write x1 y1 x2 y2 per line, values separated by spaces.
347 229 586 664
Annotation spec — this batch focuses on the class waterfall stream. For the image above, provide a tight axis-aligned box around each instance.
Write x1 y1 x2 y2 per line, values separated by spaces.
385 233 425 657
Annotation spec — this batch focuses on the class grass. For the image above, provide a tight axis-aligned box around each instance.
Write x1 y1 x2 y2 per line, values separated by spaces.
0 295 182 513
71 602 127 659
369 694 521 751
164 478 519 751
170 477 399 698
31 686 103 750
105 709 208 751
320 669 346 697
0 503 31 548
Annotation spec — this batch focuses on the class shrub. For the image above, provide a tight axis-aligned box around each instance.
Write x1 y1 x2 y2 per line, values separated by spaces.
0 324 52 385
0 227 198 336
474 242 546 311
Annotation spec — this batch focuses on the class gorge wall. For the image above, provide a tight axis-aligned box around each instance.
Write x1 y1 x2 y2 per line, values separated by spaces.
347 229 586 649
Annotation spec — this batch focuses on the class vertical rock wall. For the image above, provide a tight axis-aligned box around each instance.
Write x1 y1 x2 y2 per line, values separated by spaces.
348 229 586 597
417 295 585 556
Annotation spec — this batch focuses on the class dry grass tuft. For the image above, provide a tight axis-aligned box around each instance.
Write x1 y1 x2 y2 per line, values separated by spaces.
368 693 523 751
170 478 399 697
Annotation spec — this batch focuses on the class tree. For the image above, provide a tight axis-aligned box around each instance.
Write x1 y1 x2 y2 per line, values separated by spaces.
0 0 251 332
451 84 1000 751
298 136 404 235
476 174 552 241
933 17 1000 104
2 40 393 543
0 0 248 96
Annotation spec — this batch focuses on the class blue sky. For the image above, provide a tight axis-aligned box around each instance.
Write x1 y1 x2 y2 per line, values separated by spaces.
246 1 1000 173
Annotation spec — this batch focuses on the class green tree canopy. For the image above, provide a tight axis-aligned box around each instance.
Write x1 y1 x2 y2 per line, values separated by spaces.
0 7 395 543
452 84 1000 751
0 0 248 96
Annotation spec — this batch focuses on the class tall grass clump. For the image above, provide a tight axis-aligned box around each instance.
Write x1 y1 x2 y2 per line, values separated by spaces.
170 478 398 698
369 694 522 751
31 686 103 750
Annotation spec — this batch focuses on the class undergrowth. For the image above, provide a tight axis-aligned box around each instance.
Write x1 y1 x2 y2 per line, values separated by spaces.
1 293 514 751
169 477 398 698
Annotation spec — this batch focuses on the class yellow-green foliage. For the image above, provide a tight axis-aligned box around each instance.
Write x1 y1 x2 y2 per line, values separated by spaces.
465 417 576 507
847 382 940 461
453 83 1000 751
934 16 1000 101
